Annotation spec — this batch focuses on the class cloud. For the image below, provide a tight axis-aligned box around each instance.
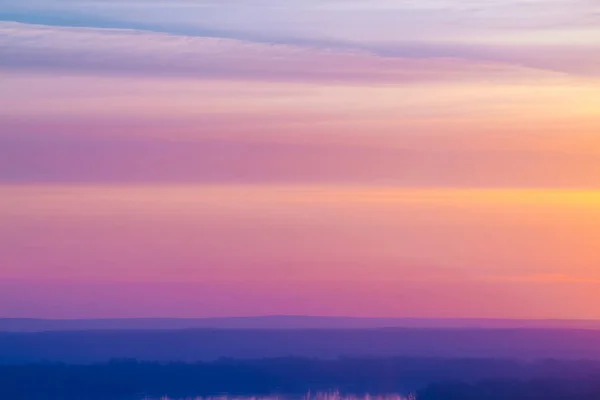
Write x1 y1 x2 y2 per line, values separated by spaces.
2 0 600 78
3 1 599 49
0 278 564 319
2 133 600 187
489 274 600 284
1 21 571 84
3 0 599 34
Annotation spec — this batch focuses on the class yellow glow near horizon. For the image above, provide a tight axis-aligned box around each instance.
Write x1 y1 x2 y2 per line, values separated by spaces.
3 185 600 212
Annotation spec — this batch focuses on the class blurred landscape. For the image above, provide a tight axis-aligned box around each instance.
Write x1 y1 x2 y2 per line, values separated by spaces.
4 316 600 364
3 318 600 399
3 358 600 399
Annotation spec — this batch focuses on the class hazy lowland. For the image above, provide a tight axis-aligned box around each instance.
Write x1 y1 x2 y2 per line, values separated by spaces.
2 358 600 399
3 319 600 399
3 325 600 363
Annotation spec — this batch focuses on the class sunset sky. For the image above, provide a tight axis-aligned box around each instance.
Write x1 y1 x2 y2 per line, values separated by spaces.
1 0 600 319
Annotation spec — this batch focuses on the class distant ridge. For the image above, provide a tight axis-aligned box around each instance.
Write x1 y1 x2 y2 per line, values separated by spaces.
2 315 600 332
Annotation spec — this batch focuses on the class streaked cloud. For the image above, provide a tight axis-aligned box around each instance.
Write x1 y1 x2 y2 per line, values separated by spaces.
2 21 569 84
2 0 600 78
2 135 600 187
2 185 600 318
1 0 600 319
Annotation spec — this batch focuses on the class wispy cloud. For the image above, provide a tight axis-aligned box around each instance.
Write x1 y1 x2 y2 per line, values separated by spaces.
2 133 600 187
2 0 600 78
2 22 565 84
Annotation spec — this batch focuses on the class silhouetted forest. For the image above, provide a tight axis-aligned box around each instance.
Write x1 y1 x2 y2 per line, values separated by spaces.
2 357 600 399
4 328 600 363
418 379 600 400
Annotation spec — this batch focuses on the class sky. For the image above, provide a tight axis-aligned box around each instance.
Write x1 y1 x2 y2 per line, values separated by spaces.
1 0 600 319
